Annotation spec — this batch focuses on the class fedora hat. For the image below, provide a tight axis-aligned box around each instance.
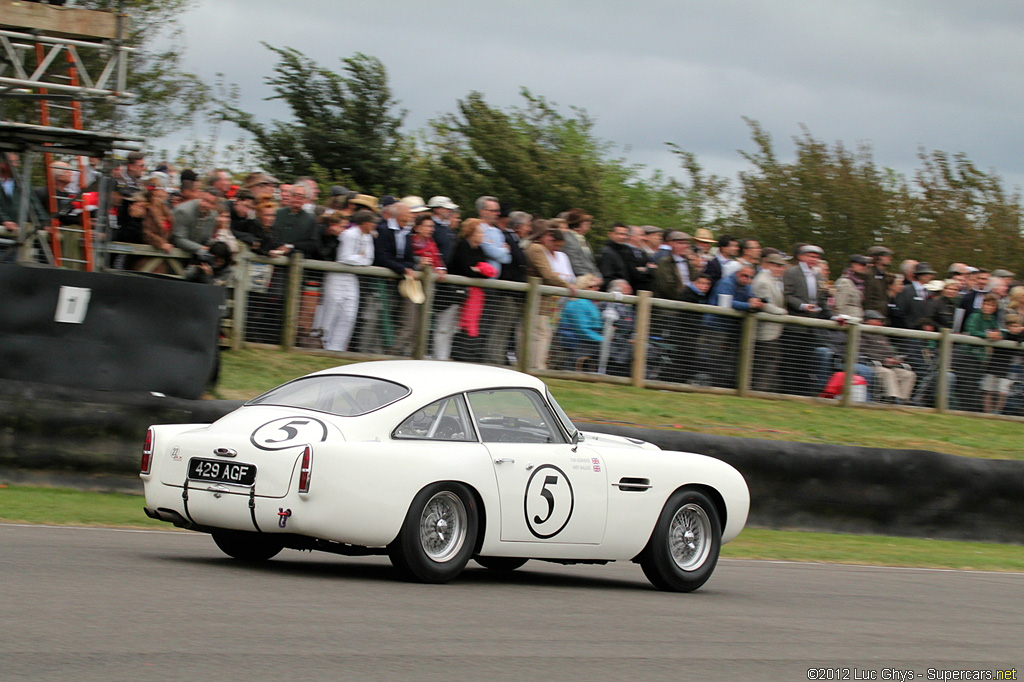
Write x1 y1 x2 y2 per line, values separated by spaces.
348 194 379 212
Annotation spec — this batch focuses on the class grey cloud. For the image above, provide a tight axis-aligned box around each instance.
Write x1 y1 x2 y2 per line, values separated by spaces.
159 0 1024 192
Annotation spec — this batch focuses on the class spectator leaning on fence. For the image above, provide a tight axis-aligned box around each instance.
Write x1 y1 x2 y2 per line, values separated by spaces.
860 310 917 404
427 195 458 266
863 245 895 321
485 210 529 366
270 184 318 259
782 244 835 395
318 210 376 353
556 273 604 371
524 220 578 370
964 293 1004 414
833 254 869 318
751 252 790 392
172 186 221 256
706 263 764 388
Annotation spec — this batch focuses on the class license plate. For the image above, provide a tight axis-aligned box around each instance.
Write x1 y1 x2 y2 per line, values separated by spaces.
187 458 257 486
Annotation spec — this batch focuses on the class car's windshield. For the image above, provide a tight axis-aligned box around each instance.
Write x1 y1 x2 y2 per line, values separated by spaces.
546 389 578 440
247 375 409 416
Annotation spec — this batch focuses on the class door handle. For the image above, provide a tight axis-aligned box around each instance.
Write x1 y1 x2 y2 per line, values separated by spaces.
494 457 515 464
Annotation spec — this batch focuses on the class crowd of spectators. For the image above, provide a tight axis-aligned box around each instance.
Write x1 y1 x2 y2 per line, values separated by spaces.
3 151 1023 413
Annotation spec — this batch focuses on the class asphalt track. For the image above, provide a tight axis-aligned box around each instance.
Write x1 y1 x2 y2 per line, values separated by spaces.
2 524 1020 682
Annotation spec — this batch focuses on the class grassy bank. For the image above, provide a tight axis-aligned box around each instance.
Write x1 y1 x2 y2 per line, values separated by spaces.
213 349 1023 460
1 485 1020 572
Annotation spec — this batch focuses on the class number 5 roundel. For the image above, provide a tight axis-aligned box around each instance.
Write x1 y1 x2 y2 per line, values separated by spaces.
524 465 574 539
251 417 328 451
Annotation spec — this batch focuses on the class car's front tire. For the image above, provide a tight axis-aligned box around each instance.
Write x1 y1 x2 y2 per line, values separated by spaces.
389 482 478 583
639 489 721 592
212 530 285 562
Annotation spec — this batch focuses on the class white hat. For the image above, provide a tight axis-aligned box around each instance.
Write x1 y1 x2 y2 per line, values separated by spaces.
427 195 459 210
399 195 429 213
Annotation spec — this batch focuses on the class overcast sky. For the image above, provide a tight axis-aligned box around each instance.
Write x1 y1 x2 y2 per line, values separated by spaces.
160 0 1024 194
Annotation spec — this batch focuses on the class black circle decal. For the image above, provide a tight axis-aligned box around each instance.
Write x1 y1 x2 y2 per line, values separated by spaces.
524 464 574 539
251 417 328 451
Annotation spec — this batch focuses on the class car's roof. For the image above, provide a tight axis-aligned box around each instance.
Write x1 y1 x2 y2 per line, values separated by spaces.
307 360 548 397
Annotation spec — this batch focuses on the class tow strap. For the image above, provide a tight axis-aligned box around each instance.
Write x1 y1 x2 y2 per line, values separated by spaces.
181 477 196 526
249 486 262 533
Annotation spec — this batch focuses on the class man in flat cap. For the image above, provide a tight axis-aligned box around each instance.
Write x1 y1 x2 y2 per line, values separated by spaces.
834 254 870 319
896 262 936 330
863 245 895 321
751 252 790 392
427 196 458 265
781 244 834 395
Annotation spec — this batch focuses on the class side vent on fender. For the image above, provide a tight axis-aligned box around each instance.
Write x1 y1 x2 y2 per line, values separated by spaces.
612 477 652 492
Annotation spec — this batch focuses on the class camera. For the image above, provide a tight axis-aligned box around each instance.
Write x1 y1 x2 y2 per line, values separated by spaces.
194 250 217 266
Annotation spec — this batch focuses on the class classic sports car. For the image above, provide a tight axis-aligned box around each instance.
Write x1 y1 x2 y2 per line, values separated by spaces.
141 361 749 592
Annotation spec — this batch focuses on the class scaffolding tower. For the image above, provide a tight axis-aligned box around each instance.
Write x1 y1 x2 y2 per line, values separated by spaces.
0 0 143 270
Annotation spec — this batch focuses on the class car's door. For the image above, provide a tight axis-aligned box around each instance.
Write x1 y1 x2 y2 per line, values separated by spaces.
467 388 608 544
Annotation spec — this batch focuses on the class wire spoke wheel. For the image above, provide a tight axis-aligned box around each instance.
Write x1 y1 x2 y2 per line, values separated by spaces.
419 491 467 562
640 490 722 592
668 503 712 571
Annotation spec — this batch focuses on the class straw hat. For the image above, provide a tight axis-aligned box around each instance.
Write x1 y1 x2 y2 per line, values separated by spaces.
398 274 425 304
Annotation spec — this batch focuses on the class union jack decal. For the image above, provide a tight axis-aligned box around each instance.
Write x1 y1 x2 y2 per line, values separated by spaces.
592 457 601 472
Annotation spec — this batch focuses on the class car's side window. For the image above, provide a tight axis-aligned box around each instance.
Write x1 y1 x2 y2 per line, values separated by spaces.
393 394 475 441
466 389 564 444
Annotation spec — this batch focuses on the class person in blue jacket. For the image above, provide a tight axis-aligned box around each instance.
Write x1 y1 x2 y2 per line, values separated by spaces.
704 264 764 387
556 274 605 370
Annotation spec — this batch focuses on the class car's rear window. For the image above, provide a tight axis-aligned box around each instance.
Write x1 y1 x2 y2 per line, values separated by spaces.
246 375 410 416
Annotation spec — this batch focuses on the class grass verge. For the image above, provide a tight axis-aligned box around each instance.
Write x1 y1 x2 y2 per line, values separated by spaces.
1 485 1021 572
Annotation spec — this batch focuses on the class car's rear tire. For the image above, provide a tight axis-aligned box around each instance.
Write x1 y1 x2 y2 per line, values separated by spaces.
474 556 528 571
388 482 478 583
639 489 721 592
212 530 285 562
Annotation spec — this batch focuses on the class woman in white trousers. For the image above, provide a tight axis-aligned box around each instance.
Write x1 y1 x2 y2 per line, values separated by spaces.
320 213 376 352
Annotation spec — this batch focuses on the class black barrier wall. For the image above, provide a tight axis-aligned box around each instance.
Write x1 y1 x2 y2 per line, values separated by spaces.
1 379 1021 544
584 423 1024 545
0 265 224 399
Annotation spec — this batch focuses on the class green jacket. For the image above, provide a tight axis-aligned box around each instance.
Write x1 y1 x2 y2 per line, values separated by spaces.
964 310 1000 362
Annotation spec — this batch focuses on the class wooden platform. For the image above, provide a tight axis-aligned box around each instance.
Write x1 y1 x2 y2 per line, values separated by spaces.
0 0 127 41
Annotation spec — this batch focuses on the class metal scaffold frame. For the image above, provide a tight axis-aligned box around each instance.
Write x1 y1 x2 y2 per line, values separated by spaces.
0 28 134 102
0 0 143 271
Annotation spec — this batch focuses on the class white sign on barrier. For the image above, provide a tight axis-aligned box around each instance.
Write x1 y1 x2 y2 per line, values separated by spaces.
54 286 91 324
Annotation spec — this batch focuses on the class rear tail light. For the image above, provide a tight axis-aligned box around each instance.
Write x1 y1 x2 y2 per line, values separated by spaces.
141 427 155 474
298 445 313 494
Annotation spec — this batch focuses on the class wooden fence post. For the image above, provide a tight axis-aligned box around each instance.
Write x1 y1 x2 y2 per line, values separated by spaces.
413 267 434 360
231 250 250 351
520 277 540 373
736 314 757 397
631 290 652 389
936 328 952 413
282 254 303 350
840 323 861 407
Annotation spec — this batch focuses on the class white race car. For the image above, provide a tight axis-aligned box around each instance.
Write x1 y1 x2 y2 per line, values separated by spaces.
141 361 749 591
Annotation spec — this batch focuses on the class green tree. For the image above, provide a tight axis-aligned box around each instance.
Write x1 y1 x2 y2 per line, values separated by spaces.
740 119 909 258
736 119 1024 272
419 89 701 238
912 150 1024 273
219 45 408 192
